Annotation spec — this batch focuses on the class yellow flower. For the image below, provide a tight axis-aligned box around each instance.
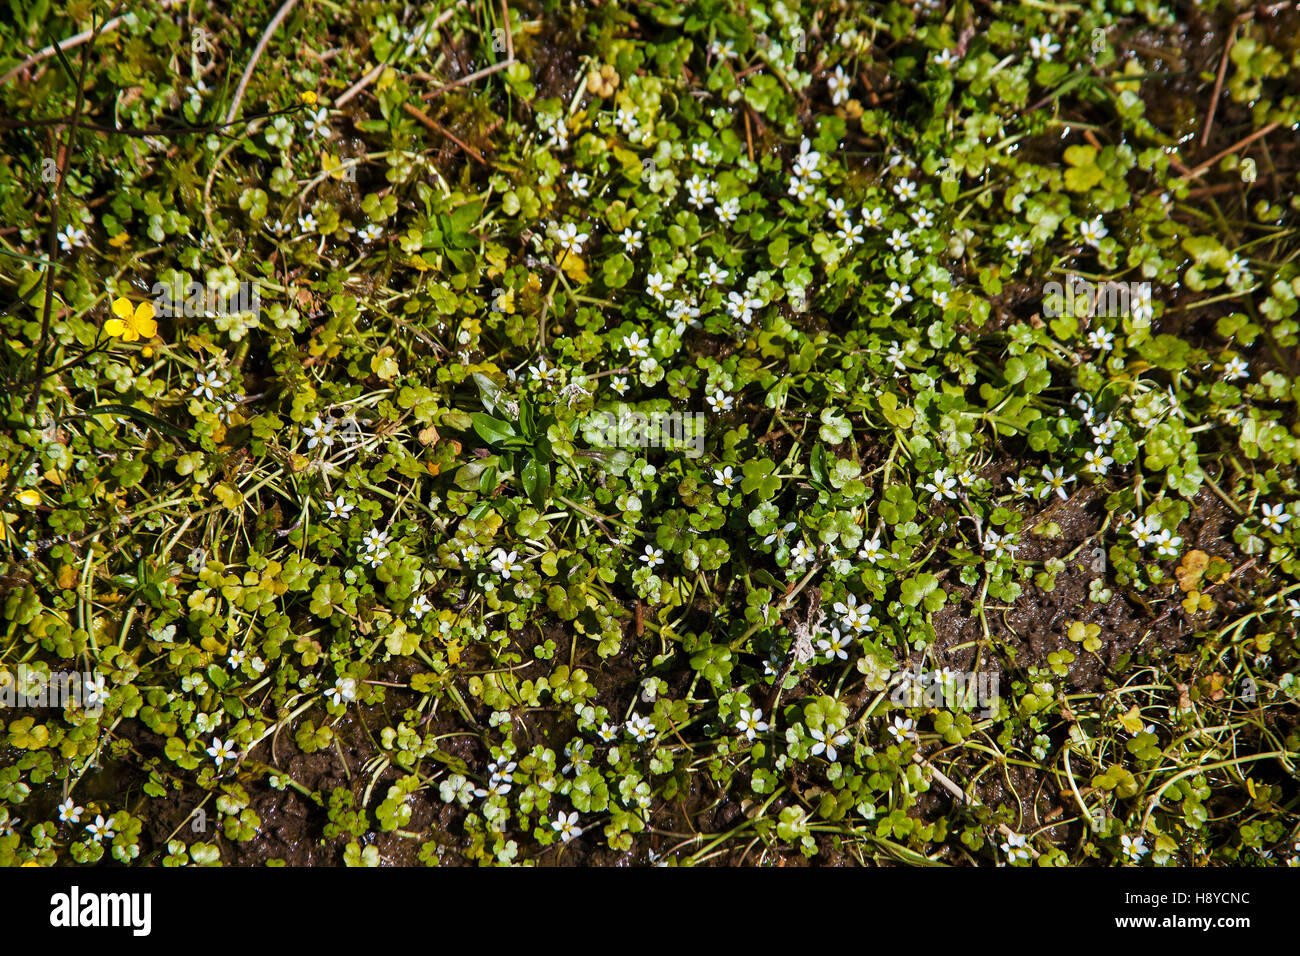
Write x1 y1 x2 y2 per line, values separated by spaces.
108 232 129 248
105 297 157 342
16 489 41 507
300 90 318 105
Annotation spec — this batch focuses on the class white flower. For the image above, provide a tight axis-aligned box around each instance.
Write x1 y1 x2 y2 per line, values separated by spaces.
923 469 958 503
645 272 671 301
304 416 335 450
888 715 917 742
1007 234 1033 257
626 714 655 743
886 228 911 251
358 223 383 243
705 390 734 413
58 799 84 824
713 466 736 489
884 281 912 307
490 548 524 580
691 141 715 164
863 206 885 227
619 227 643 252
1079 216 1108 246
206 736 237 767
326 677 358 706
192 370 227 400
555 222 589 255
1040 465 1075 501
325 495 353 520
892 178 918 201
983 529 1018 558
1120 834 1149 862
59 224 88 252
717 197 741 222
1001 831 1031 863
1029 34 1061 60
1153 529 1183 559
1083 447 1113 475
303 107 330 138
1087 327 1114 351
410 593 433 619
827 65 851 105
227 648 247 670
552 810 583 842
624 330 650 358
933 49 956 68
809 726 850 761
790 540 816 567
1260 503 1291 534
297 213 318 233
684 174 714 208
1130 516 1160 548
641 544 664 567
1223 356 1249 381
85 814 115 842
736 707 769 740
569 172 590 198
817 628 851 661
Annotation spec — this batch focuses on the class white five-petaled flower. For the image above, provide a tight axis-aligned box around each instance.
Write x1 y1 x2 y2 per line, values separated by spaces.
1261 503 1291 535
923 469 958 503
490 548 524 580
619 227 643 252
59 224 89 252
736 707 769 740
227 648 247 670
827 65 851 105
1087 327 1114 351
58 799 84 824
192 370 228 401
626 714 655 743
554 222 589 256
325 495 353 520
624 330 650 358
1120 834 1149 862
713 466 736 489
790 539 816 567
85 814 115 842
1007 234 1033 257
888 715 917 742
326 677 357 706
552 810 583 842
1029 34 1061 60
810 726 850 762
1083 447 1113 475
304 416 335 450
818 627 851 661
1040 465 1075 501
892 178 918 201
207 736 237 768
1079 216 1108 246
641 544 664 568
884 281 913 307
1223 356 1249 382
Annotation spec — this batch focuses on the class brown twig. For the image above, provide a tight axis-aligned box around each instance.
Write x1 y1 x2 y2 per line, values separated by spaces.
1181 121 1282 181
401 101 485 164
1201 11 1253 149
224 0 300 126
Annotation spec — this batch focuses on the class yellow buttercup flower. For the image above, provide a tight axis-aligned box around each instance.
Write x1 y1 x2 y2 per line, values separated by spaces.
300 90 317 105
105 296 157 342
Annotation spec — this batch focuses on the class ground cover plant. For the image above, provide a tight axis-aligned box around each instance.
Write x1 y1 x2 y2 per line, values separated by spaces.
1 0 1299 867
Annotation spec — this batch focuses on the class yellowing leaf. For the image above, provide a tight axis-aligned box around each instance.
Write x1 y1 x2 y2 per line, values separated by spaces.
1119 705 1145 735
1175 550 1209 592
